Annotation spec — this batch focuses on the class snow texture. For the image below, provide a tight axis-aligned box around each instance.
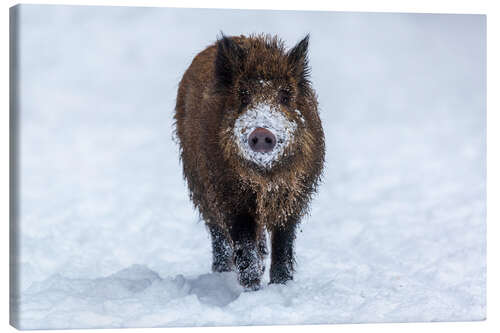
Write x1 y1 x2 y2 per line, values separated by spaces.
11 5 486 330
233 103 297 168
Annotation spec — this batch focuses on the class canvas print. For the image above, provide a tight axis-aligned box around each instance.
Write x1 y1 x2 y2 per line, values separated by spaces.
10 4 486 330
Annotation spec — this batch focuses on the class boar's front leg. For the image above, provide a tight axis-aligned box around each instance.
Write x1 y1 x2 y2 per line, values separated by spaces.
270 222 296 284
229 213 264 290
208 223 233 272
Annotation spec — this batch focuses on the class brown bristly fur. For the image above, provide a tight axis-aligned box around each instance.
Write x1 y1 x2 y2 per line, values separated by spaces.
174 33 325 287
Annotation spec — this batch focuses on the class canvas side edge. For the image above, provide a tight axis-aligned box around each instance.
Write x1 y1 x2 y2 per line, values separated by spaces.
9 4 21 330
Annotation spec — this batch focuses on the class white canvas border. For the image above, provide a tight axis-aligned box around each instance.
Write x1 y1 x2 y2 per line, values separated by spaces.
1 1 497 332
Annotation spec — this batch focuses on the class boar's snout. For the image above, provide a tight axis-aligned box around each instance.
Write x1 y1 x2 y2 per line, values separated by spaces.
248 127 276 153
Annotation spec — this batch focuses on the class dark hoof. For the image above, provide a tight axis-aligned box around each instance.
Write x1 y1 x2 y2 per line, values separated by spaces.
234 245 264 290
269 265 293 284
242 280 262 291
269 276 292 285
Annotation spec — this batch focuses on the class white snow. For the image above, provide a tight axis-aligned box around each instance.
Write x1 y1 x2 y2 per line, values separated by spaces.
11 5 485 330
233 103 297 168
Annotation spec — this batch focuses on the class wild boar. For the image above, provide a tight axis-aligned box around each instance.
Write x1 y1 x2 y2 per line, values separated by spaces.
174 34 325 290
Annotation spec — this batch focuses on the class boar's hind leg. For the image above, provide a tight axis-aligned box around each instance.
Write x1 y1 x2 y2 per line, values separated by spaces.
208 224 233 272
229 213 264 290
257 228 268 271
270 223 296 284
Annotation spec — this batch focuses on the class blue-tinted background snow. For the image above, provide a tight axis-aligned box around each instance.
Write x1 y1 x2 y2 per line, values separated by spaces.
12 5 486 329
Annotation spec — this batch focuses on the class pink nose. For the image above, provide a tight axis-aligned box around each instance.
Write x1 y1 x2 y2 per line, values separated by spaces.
248 128 276 153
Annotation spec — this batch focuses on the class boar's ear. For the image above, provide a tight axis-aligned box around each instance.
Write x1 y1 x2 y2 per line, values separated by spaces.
287 34 311 89
215 34 245 91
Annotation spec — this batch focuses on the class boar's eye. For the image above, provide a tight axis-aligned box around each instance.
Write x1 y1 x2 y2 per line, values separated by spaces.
278 90 291 106
239 90 251 107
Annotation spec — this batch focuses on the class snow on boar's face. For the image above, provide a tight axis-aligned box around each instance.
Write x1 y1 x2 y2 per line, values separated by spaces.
216 34 318 175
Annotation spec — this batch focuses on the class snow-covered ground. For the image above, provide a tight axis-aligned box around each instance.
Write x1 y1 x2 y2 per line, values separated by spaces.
11 5 486 329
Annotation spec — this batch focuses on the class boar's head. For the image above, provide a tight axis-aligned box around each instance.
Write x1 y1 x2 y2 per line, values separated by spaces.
215 34 321 180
